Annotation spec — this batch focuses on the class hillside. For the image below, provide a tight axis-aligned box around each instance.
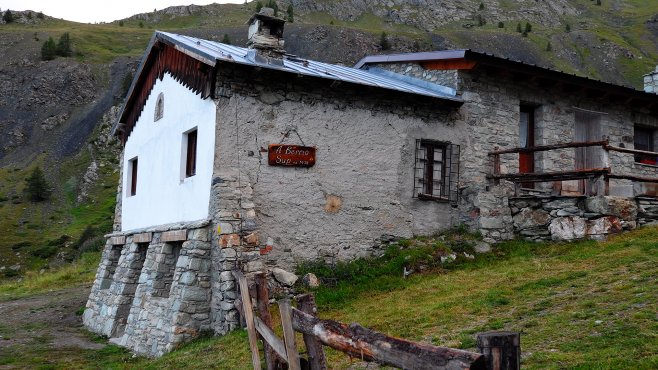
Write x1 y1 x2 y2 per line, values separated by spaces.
0 227 656 368
2 0 658 275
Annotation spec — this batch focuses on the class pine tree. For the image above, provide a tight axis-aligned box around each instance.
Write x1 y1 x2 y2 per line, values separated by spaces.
565 23 571 32
546 41 552 51
287 4 294 23
222 33 231 44
27 12 32 20
525 22 532 33
37 12 44 19
596 0 601 5
479 2 485 10
41 37 57 61
139 21 144 28
255 1 263 12
56 32 72 57
25 167 51 202
516 23 522 33
380 31 390 50
3 9 13 23
498 21 504 28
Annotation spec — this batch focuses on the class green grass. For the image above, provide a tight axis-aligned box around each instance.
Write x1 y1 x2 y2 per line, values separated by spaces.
0 251 99 301
4 226 655 369
137 226 655 369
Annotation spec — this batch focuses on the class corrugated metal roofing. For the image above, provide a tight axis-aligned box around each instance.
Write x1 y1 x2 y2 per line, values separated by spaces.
156 31 461 102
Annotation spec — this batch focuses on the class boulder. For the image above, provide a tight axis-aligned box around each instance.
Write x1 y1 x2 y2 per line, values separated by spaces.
549 216 586 240
513 208 551 230
301 273 320 288
585 196 637 221
587 216 623 236
272 268 298 287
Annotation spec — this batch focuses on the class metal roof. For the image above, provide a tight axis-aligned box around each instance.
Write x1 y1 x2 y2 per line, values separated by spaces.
156 31 461 102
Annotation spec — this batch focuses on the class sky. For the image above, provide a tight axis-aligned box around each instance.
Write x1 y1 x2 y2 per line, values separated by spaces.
0 0 245 23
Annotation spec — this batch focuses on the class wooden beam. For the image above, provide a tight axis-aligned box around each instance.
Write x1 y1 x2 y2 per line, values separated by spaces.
420 59 477 70
488 140 608 155
279 300 301 370
233 270 262 370
291 308 485 370
488 168 610 183
296 294 328 370
254 317 288 361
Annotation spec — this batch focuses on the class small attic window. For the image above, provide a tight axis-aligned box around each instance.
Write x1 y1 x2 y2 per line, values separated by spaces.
154 93 164 122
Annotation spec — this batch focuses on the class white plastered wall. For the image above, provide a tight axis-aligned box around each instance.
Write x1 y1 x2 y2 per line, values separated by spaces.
121 72 216 231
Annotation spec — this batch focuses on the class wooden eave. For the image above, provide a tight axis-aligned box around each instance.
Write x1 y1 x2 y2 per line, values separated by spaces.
115 36 217 144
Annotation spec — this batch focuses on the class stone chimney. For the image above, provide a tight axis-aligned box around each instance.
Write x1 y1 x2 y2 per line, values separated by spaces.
643 66 658 93
247 8 286 64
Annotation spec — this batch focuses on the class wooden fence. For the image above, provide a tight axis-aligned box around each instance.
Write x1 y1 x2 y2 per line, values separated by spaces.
232 270 495 370
488 139 658 196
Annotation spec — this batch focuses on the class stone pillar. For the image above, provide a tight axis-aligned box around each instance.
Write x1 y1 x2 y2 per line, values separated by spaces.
643 66 658 94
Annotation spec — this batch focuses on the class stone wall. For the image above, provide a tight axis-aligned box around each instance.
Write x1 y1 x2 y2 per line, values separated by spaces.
368 62 459 90
508 195 648 241
84 225 212 357
213 61 467 269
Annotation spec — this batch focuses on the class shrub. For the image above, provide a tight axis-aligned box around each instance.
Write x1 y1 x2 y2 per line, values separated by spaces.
380 31 390 50
287 4 294 23
255 1 263 12
119 20 124 26
516 23 522 33
222 33 231 44
31 245 58 259
3 9 14 23
498 21 504 28
525 22 532 33
25 166 51 201
56 32 72 57
566 23 571 32
138 21 144 28
36 12 44 19
546 41 552 51
41 37 57 60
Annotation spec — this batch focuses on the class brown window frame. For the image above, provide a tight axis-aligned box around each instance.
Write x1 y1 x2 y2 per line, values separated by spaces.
634 126 657 165
185 129 198 178
128 157 138 196
413 139 460 204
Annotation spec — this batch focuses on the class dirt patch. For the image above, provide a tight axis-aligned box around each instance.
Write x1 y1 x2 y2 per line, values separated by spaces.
0 285 105 360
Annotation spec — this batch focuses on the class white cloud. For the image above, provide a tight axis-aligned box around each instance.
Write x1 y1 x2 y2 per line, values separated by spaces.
0 0 246 23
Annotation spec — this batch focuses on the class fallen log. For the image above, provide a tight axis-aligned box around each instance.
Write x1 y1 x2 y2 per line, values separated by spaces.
291 308 486 370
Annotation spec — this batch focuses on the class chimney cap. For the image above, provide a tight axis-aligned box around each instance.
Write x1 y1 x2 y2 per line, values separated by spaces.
247 7 286 26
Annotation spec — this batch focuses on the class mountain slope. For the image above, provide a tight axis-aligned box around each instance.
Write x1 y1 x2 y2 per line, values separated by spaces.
1 0 658 275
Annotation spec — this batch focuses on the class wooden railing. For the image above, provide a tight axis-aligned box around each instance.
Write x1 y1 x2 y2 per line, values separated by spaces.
487 139 658 195
233 270 489 370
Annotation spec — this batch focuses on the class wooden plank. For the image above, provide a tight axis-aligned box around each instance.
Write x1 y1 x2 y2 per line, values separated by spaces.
161 230 187 242
420 59 477 70
132 232 152 243
254 316 288 361
278 300 301 370
255 273 281 370
233 270 262 370
268 145 316 167
607 173 658 183
488 140 608 156
606 144 658 157
109 236 126 245
488 168 610 182
296 294 328 370
291 308 485 370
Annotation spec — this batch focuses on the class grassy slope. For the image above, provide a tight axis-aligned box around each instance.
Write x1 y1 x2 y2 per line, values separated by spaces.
2 227 654 369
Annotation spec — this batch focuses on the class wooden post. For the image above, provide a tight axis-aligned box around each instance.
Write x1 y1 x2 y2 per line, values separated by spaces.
233 270 262 370
493 147 501 186
255 273 282 370
279 299 301 370
296 294 328 370
476 331 520 370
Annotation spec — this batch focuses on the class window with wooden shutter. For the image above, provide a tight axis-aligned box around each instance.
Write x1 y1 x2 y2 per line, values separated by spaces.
413 139 460 204
128 157 138 196
185 129 197 178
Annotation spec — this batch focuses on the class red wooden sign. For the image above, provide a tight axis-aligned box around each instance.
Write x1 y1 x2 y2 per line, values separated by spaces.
268 144 316 167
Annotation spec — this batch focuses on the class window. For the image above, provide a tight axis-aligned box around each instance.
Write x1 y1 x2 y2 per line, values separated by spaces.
154 93 164 122
413 139 460 204
184 129 198 178
128 157 138 196
634 126 657 165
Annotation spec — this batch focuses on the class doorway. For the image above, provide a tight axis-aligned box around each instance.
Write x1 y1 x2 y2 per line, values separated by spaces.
574 109 602 195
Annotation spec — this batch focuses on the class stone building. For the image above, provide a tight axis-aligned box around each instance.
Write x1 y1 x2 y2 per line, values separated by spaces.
84 9 658 357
